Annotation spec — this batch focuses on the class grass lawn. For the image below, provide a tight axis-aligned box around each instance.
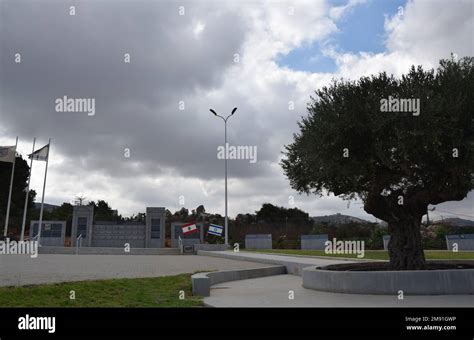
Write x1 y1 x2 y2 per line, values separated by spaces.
0 274 203 307
244 249 474 260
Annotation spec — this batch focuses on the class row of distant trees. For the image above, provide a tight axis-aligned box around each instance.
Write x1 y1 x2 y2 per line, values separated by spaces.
0 155 36 237
0 155 467 250
32 198 473 250
0 158 317 240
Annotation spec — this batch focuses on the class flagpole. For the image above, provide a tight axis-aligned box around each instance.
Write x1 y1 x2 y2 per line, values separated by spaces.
20 137 35 241
3 136 18 238
36 138 51 244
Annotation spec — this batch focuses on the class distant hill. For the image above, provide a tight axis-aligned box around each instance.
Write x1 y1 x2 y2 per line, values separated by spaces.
33 203 59 213
311 213 372 225
433 217 474 227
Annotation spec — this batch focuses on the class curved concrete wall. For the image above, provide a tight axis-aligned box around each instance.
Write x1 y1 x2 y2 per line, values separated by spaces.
192 265 287 296
303 267 474 295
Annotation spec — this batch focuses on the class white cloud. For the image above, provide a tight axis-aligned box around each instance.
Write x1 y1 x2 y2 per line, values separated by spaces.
193 21 206 38
329 0 367 20
384 0 474 61
326 0 473 80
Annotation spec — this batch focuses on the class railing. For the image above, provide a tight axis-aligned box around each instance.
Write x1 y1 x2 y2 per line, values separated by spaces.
32 233 41 247
178 236 183 255
75 234 83 255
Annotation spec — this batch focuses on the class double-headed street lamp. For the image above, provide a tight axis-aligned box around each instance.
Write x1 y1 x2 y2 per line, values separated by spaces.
210 107 237 246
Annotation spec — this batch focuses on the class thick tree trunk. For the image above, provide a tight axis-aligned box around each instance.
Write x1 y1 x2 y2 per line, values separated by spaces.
387 216 426 270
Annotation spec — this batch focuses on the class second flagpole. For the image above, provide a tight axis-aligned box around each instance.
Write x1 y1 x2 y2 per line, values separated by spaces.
20 137 35 241
36 138 51 245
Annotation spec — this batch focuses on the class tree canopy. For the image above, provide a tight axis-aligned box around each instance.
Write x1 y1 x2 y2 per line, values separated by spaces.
0 155 36 237
282 57 473 269
256 203 312 226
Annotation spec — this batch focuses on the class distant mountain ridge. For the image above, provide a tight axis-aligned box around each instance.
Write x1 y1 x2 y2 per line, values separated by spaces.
433 217 474 227
33 203 59 213
311 213 372 225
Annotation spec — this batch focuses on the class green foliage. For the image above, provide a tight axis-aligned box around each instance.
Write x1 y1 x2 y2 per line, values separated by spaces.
421 224 451 249
0 274 203 307
365 226 389 250
312 222 373 239
311 222 388 250
0 155 36 237
89 200 120 222
30 202 74 235
174 207 189 220
282 57 474 220
256 203 313 226
434 224 449 239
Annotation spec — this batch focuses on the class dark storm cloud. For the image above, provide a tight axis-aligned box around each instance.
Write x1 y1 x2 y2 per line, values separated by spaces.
0 0 272 181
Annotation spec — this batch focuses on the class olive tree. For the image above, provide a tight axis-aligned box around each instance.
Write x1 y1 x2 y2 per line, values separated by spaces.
282 57 473 270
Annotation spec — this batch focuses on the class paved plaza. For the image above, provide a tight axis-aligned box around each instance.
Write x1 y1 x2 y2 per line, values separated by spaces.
204 274 474 307
0 254 272 287
199 251 474 307
2 251 473 308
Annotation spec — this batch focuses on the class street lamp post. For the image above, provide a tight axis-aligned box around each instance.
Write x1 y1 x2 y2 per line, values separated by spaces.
210 107 237 245
427 206 436 226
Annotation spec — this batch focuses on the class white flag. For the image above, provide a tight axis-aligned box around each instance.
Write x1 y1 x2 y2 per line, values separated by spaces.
0 146 16 163
28 144 49 161
208 224 223 236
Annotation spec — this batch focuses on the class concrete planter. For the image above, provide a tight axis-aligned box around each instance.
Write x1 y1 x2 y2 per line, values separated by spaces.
303 266 474 295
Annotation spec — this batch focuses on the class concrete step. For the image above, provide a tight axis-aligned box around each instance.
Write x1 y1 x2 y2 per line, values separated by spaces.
192 265 287 296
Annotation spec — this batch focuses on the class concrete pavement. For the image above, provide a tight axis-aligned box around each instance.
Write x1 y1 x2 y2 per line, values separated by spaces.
197 250 353 275
0 254 274 287
197 251 474 307
5 251 471 308
204 274 474 307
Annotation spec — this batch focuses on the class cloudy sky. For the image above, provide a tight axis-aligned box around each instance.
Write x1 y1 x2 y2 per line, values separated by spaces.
0 0 473 221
